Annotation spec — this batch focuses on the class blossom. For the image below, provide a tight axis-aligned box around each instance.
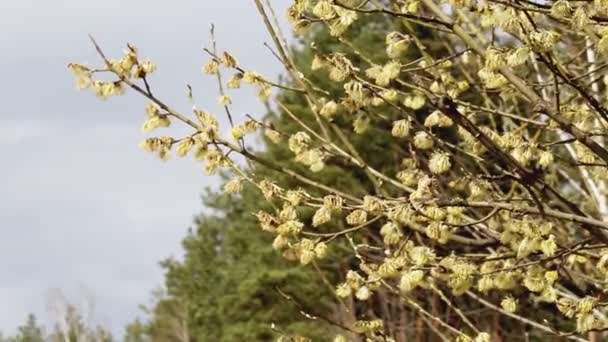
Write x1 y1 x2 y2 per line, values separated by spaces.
413 132 434 149
428 152 451 174
501 296 518 313
202 60 219 74
392 119 411 137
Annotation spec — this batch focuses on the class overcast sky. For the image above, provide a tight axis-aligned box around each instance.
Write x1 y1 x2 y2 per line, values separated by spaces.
1 0 290 337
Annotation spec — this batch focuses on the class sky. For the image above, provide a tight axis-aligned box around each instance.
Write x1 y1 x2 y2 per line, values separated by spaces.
0 0 290 337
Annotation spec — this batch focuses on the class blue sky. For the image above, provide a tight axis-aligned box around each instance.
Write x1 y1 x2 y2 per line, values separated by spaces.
1 0 289 336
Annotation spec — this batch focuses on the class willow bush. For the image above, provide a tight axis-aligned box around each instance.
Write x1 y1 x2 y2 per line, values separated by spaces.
70 0 608 341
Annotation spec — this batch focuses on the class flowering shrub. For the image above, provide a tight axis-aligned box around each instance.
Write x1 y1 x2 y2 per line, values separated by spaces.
71 0 608 340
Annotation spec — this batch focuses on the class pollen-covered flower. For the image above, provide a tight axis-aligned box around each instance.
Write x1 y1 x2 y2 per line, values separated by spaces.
424 110 453 127
329 65 349 82
279 205 297 222
262 213 283 233
506 46 530 67
380 221 402 245
257 84 272 101
346 209 368 226
541 235 557 256
410 246 435 266
311 55 325 71
511 144 535 166
139 61 157 76
413 132 434 149
299 249 316 265
276 220 303 235
374 61 401 86
323 195 343 211
501 296 518 313
314 242 328 258
429 152 451 174
217 95 232 105
176 138 195 157
403 93 426 109
363 196 382 212
223 177 243 194
312 0 334 20
576 297 597 315
320 100 339 119
231 120 259 140
312 205 332 227
386 31 411 58
288 131 311 154
478 68 508 89
68 63 92 89
242 71 260 84
202 60 219 75
142 115 170 132
336 283 352 297
329 7 358 36
265 129 282 144
220 51 238 68
295 148 325 172
344 81 365 103
528 31 561 52
571 6 589 30
485 48 506 71
92 81 125 99
353 114 370 134
355 286 371 300
399 270 424 292
381 89 398 101
203 149 227 175
272 235 289 250
577 314 596 333
392 119 411 137
285 189 306 207
550 0 571 18
474 333 491 342
259 179 280 200
227 74 242 89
